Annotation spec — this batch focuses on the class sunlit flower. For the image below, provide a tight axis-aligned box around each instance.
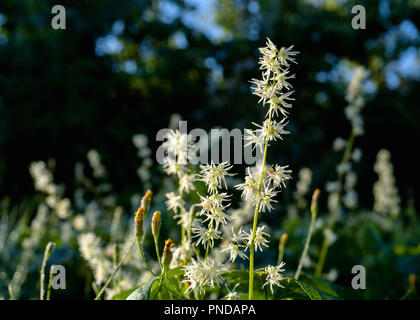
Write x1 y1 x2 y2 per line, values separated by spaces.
224 284 240 300
266 164 292 188
200 162 234 192
222 243 248 262
262 262 286 293
258 187 278 213
244 226 270 252
182 258 224 294
235 168 259 200
192 226 221 248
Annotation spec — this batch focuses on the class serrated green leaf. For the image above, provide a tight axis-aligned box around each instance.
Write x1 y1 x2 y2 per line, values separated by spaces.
126 276 159 300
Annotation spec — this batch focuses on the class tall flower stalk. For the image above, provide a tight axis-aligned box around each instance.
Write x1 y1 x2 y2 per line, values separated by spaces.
235 38 298 299
162 129 196 263
315 66 368 277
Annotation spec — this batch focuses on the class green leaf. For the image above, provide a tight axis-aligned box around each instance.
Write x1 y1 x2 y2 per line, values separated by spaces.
273 277 321 300
126 276 159 300
299 273 339 298
166 266 184 278
294 279 322 300
111 286 139 300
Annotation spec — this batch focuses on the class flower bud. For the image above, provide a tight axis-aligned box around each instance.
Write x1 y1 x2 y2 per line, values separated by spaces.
141 190 153 216
162 239 175 270
151 211 161 239
45 242 56 259
311 189 321 216
134 207 145 242
409 274 416 292
280 233 288 246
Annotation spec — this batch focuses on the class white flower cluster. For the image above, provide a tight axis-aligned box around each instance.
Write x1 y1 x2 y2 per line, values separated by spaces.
262 262 286 294
29 161 71 219
162 128 197 219
343 171 358 210
236 38 296 215
133 134 153 190
325 65 368 216
236 163 292 213
87 149 107 179
78 232 113 284
373 149 400 217
193 162 233 250
293 167 312 209
183 162 234 293
345 66 368 136
222 225 271 263
182 258 224 294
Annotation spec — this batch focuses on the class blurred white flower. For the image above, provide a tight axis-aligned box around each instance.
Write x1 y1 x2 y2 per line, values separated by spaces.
165 192 185 213
373 149 400 217
179 173 196 194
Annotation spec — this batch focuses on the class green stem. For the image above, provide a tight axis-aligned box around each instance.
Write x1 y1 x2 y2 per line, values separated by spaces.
153 236 162 269
95 240 138 300
249 112 272 300
277 235 287 265
47 267 54 300
204 217 214 264
295 197 318 280
40 242 55 300
8 285 14 300
138 239 155 275
315 128 355 277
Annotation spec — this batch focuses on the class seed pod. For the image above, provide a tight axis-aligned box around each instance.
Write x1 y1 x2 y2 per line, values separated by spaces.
134 207 145 242
151 211 161 239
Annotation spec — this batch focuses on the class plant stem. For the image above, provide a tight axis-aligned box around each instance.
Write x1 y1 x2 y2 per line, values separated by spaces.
277 234 287 265
249 112 272 300
40 242 55 300
95 240 138 300
295 189 319 280
315 129 355 277
47 267 54 300
8 285 14 300
138 239 155 275
153 236 162 269
204 217 214 264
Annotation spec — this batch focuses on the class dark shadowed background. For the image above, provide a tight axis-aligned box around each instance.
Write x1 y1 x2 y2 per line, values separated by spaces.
0 0 419 210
